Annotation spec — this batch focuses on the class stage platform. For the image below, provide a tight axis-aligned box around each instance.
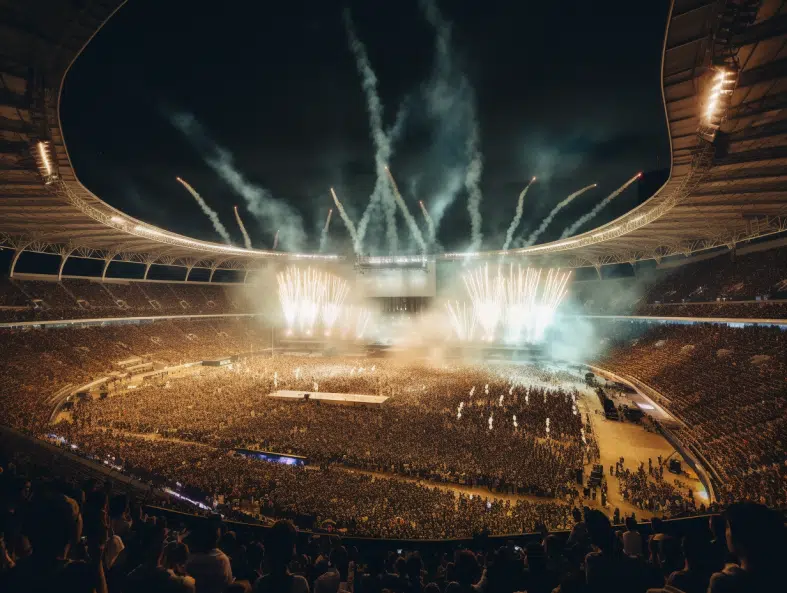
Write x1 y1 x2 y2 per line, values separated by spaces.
268 390 388 408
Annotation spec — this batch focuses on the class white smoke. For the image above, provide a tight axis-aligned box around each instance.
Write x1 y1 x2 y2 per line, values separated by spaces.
234 205 252 249
330 187 360 248
385 167 427 252
522 184 597 247
464 119 484 251
319 208 333 253
561 173 640 239
175 177 233 244
344 9 399 254
420 0 484 250
170 112 307 252
502 178 535 251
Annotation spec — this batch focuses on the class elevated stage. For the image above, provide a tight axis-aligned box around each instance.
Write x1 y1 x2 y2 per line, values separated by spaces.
268 390 388 408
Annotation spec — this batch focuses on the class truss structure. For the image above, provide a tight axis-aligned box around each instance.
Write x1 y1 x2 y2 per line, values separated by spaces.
0 0 786 277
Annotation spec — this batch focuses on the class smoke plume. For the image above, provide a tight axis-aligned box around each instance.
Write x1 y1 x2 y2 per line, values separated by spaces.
319 208 333 253
234 205 252 249
420 0 484 249
344 9 398 254
175 177 233 244
331 187 360 248
385 167 427 252
522 184 597 247
560 173 641 239
170 112 306 252
419 200 436 247
502 178 535 251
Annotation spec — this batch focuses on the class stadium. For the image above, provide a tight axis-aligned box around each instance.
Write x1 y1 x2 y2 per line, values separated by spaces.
0 1 786 592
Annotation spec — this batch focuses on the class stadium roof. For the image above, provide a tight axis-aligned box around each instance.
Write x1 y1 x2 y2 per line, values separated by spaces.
0 0 339 279
0 0 786 275
458 0 787 268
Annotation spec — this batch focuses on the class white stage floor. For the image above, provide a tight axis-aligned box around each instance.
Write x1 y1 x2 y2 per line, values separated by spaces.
268 390 388 407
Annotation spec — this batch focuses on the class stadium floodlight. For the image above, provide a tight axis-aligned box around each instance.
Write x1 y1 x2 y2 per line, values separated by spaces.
34 141 57 183
702 68 737 139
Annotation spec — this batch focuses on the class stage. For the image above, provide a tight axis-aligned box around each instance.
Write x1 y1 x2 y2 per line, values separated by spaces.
268 390 388 408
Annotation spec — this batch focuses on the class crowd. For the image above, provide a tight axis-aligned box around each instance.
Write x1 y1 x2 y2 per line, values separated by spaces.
0 277 246 322
644 245 787 305
1 443 785 593
595 322 787 508
70 358 589 498
0 318 268 434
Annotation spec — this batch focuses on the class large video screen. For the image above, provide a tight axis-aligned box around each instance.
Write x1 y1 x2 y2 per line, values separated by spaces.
356 263 436 297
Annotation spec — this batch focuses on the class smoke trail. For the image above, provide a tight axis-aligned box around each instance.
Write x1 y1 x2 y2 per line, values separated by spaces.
385 167 427 252
465 120 484 250
175 177 233 244
502 177 536 251
319 209 333 253
233 205 252 249
170 112 306 251
420 0 485 249
344 10 398 253
272 230 279 250
419 200 436 246
331 187 360 248
560 173 641 238
522 183 597 247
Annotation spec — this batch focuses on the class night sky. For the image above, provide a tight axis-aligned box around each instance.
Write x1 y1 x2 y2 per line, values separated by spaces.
61 0 671 254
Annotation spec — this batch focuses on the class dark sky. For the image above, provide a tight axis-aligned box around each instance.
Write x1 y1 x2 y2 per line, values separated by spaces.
61 0 671 254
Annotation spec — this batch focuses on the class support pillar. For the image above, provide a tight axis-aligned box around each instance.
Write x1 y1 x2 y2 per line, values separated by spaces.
143 262 153 280
9 248 25 278
184 265 194 282
594 264 603 281
209 266 219 282
101 257 114 280
57 249 76 281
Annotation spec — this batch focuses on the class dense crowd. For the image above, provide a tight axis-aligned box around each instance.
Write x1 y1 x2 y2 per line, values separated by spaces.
0 277 247 322
1 444 785 593
595 322 787 508
635 301 787 319
70 358 588 497
0 318 268 433
644 245 787 304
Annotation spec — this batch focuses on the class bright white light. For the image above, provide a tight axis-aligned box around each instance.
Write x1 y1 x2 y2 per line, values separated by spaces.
450 264 571 344
37 141 52 177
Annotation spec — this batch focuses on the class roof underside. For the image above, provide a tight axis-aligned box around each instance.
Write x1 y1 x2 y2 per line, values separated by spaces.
0 0 786 271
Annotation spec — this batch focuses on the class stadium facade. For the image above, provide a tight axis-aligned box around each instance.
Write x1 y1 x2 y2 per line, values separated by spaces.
1 0 786 284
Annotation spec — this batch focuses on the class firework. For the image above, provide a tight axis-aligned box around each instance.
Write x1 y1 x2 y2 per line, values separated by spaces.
463 263 504 340
445 300 476 341
277 266 350 337
385 167 427 252
321 274 350 336
319 209 333 253
233 205 252 249
561 172 641 238
330 187 360 249
419 200 436 246
502 177 535 250
521 183 597 247
176 177 233 244
453 264 572 344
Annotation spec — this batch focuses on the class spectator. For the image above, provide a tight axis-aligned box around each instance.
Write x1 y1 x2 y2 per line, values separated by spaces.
622 516 643 557
708 502 784 592
254 520 308 593
186 520 233 593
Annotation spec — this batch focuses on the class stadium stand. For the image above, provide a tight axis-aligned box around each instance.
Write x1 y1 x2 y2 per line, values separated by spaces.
595 322 787 509
0 277 247 322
